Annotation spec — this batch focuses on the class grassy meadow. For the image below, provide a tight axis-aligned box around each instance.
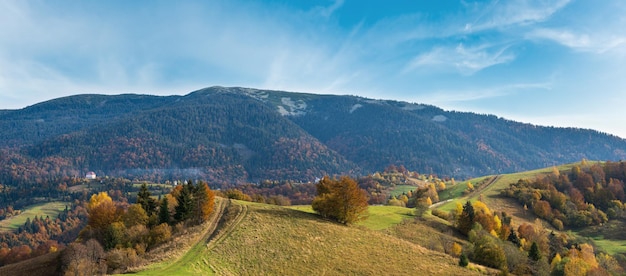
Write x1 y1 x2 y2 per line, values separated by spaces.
435 162 587 225
0 201 69 232
389 184 418 197
136 201 482 275
289 204 415 231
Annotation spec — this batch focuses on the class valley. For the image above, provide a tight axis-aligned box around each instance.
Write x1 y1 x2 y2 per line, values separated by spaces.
1 89 626 275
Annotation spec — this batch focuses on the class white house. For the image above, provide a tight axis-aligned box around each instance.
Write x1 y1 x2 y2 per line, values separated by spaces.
86 172 96 179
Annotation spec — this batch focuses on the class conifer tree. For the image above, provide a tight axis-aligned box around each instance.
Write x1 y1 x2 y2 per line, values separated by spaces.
174 181 194 222
508 228 521 248
459 252 469 267
137 183 157 216
457 201 475 235
529 241 541 261
159 197 170 225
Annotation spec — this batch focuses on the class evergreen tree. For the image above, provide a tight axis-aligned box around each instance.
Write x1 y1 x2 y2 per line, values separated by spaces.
459 252 469 267
457 201 475 235
508 228 521 248
137 183 157 216
159 197 170 225
529 241 541 261
174 181 194 222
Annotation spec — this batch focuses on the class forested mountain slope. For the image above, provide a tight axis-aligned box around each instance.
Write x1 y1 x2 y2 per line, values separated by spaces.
1 86 625 184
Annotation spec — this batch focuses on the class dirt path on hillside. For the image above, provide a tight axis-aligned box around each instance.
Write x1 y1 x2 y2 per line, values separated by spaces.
206 201 249 250
132 199 252 275
469 175 501 198
129 198 229 275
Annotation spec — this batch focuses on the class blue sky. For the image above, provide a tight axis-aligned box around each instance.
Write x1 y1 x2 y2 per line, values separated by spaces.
1 0 626 137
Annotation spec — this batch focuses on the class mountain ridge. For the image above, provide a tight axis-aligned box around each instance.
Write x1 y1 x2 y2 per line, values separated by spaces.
1 86 625 184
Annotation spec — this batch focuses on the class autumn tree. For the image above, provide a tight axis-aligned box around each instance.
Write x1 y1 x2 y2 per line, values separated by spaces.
85 192 121 243
193 181 215 223
123 204 149 228
312 176 368 224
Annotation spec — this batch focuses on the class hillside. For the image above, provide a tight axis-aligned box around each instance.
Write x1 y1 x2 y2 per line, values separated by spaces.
1 86 626 185
133 200 483 275
434 161 626 259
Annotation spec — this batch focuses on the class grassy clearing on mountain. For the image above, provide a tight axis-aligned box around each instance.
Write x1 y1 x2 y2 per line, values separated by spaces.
574 220 626 255
0 201 68 232
202 201 482 275
436 162 588 226
389 184 417 197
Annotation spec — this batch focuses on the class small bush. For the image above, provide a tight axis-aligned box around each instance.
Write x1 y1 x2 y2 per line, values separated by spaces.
106 248 138 274
459 253 469 267
431 209 450 220
149 223 172 248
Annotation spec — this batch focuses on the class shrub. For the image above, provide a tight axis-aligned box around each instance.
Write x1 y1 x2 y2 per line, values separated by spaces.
431 209 450 220
149 223 172 248
459 253 469 267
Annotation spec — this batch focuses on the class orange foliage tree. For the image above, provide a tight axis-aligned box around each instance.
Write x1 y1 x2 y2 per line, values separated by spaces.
312 176 368 224
194 181 216 222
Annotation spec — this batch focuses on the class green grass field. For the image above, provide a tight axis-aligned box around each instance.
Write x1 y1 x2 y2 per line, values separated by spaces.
438 176 491 202
572 219 626 255
0 201 69 232
389 184 417 197
131 183 172 189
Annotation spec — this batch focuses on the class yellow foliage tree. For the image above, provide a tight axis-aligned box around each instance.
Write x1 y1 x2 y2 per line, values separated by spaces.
551 253 562 270
493 214 502 233
87 192 119 232
564 257 591 276
450 242 462 257
472 201 492 216
453 202 463 219
437 181 446 191
399 194 409 205
425 197 433 206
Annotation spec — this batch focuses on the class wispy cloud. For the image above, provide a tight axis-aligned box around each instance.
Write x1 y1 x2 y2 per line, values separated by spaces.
419 82 552 104
404 43 515 75
311 0 344 18
465 0 571 32
527 28 626 54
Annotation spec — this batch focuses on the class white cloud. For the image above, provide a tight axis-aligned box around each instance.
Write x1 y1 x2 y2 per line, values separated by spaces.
527 28 626 54
466 0 571 32
418 82 552 104
311 0 344 18
404 43 515 75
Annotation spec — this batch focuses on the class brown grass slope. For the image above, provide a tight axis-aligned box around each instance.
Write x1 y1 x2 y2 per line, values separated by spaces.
202 201 481 275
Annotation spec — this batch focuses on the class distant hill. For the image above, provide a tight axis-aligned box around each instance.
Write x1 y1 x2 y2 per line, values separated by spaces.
1 86 625 184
